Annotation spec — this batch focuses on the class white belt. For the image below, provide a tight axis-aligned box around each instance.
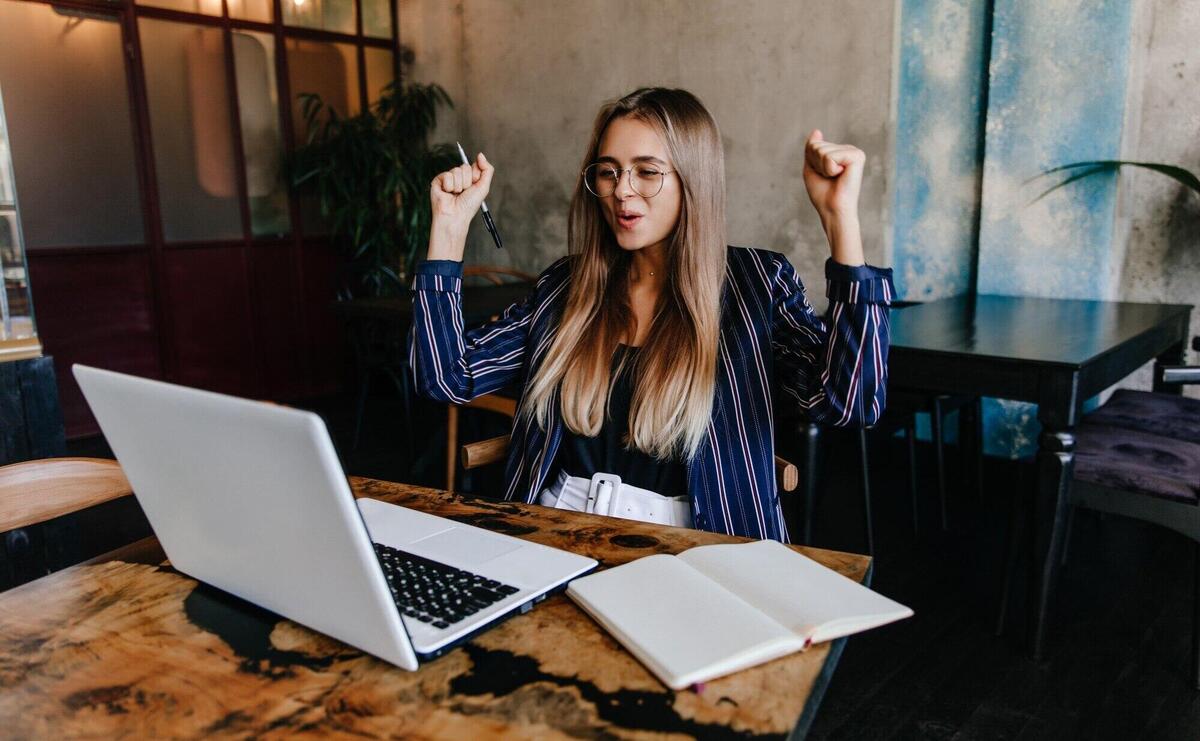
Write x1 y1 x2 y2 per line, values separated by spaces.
538 470 694 528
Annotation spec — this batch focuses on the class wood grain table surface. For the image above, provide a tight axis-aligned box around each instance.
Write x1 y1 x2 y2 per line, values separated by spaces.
0 477 870 739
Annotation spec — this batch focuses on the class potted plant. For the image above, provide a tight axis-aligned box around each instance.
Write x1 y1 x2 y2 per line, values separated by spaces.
288 80 461 298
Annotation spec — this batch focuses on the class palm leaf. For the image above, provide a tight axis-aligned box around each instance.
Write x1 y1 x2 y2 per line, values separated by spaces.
1028 160 1200 205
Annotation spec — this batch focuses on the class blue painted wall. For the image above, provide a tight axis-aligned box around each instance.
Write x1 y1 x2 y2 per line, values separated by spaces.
893 0 991 444
892 0 991 302
975 0 1134 457
894 0 1136 458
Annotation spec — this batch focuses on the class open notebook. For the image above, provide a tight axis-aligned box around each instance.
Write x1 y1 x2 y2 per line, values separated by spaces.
566 539 912 689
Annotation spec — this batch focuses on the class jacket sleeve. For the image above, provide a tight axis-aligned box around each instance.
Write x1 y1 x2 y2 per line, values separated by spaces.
771 255 894 427
407 259 549 403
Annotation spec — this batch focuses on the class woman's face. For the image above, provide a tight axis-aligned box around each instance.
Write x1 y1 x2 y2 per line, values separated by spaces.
594 115 682 254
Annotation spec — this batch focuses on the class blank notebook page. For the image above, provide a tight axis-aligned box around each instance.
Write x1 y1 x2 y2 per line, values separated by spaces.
678 540 912 642
567 553 800 688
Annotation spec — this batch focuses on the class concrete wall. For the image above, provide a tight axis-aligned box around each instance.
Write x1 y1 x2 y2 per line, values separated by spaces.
399 0 899 296
401 0 1198 458
892 0 1196 457
1116 0 1200 399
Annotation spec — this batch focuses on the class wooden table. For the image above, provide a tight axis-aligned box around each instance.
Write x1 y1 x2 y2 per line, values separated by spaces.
0 478 870 739
889 293 1192 658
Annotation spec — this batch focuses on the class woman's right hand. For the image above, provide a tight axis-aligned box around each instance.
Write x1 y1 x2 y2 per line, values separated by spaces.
428 153 494 261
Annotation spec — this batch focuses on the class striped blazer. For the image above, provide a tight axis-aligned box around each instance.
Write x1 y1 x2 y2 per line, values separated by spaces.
408 246 894 542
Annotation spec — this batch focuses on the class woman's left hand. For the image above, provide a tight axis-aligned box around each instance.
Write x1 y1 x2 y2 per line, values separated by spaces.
802 129 866 266
802 129 865 222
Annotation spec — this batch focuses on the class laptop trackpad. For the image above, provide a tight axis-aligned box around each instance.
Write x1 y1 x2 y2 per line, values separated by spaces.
410 528 522 566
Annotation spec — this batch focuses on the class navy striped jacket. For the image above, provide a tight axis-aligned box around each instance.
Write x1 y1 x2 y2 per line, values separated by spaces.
409 246 894 542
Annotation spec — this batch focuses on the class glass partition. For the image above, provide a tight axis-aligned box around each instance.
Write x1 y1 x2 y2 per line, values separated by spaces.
364 47 395 105
140 18 244 242
0 0 145 248
281 0 355 35
0 84 40 361
136 0 223 15
361 0 391 38
233 31 290 237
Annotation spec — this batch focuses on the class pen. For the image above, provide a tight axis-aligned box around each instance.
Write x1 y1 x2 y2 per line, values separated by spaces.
456 141 504 250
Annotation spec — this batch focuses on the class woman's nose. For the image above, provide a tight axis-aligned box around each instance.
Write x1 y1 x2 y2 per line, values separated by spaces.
613 169 636 200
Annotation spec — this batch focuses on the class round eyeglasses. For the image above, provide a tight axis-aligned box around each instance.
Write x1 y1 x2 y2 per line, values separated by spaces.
582 162 676 199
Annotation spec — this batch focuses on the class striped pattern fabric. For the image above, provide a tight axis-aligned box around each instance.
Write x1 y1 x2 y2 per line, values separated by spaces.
409 247 894 542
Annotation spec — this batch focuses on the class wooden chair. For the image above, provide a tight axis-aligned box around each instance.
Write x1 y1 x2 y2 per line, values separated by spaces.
446 393 517 493
0 457 133 533
462 433 800 496
1 457 142 587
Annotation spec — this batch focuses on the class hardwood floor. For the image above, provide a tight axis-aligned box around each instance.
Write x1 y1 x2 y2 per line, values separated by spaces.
61 390 1200 740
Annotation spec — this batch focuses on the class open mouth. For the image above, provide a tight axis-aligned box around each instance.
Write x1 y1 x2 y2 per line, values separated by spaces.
617 213 643 230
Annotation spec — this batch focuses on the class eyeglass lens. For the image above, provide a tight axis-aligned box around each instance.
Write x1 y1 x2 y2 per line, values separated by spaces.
584 163 666 198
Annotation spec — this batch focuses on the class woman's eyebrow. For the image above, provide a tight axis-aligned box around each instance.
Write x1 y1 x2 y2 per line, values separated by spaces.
595 155 668 166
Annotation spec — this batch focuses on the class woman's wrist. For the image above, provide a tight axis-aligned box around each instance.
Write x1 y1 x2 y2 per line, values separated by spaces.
819 210 865 267
427 218 468 262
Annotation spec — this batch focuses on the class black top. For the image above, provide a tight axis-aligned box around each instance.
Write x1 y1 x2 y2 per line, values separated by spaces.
555 344 687 498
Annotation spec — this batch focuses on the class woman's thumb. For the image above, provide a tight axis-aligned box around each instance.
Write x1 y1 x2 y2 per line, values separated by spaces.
476 152 495 188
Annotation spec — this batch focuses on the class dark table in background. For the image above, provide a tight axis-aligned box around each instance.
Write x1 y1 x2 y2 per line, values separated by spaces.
333 282 534 327
330 282 534 449
888 293 1193 658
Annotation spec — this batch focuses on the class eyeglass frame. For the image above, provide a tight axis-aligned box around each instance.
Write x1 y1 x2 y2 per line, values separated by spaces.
581 161 678 199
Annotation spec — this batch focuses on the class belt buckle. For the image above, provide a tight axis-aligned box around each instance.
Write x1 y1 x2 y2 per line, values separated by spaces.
587 472 621 515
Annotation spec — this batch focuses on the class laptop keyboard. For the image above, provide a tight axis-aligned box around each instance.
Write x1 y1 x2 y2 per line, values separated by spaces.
372 543 520 629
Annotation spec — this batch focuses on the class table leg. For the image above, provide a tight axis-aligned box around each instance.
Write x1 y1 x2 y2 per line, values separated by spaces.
1031 426 1076 660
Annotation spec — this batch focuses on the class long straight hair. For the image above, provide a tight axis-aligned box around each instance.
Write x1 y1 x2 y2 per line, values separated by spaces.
520 88 728 461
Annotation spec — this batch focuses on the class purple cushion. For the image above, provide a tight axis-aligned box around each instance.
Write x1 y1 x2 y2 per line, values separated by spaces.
1085 389 1200 445
1074 423 1200 504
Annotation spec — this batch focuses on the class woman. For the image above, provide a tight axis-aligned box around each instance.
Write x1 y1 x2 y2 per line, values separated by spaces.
410 87 892 542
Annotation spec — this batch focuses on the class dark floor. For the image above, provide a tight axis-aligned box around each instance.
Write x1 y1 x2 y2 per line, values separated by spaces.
62 388 1200 741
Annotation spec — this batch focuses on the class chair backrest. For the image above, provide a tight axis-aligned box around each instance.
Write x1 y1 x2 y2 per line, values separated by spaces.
0 457 132 532
446 393 519 492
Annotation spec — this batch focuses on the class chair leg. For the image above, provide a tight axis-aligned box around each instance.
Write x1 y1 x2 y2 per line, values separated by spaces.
932 398 948 530
1193 541 1200 690
859 427 875 557
972 397 985 504
802 422 820 545
906 419 919 538
1060 505 1077 568
446 405 459 493
996 467 1026 637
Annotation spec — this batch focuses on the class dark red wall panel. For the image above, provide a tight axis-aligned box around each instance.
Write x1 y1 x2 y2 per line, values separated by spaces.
26 248 162 437
162 245 258 398
247 242 308 400
300 240 348 396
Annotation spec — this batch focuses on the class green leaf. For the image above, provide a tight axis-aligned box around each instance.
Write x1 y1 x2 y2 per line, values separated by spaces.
1028 159 1200 205
284 80 454 297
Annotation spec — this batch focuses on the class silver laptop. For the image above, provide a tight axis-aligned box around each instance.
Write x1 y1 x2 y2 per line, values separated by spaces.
73 364 597 670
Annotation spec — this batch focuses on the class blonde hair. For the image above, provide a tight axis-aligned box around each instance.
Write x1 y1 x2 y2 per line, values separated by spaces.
520 88 727 461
